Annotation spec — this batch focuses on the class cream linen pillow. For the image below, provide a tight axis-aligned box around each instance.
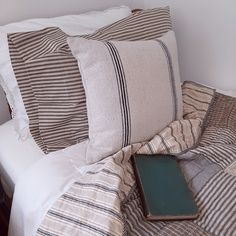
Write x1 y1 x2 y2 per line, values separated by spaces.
68 30 183 163
6 7 171 153
0 6 131 140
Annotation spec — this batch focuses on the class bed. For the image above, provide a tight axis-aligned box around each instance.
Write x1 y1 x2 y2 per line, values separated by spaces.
0 4 235 236
0 120 42 197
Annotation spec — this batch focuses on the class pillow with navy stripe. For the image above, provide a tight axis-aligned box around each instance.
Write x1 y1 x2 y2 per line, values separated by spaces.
68 30 183 163
8 7 172 153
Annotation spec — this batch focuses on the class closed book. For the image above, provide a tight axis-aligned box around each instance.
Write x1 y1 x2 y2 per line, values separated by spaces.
132 154 199 221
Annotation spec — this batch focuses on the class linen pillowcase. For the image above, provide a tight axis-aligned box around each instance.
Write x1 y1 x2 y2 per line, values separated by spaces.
68 30 183 163
8 7 173 153
0 6 131 140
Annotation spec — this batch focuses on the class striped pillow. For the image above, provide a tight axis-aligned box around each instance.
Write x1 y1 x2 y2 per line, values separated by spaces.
68 31 183 163
8 7 172 153
182 81 215 120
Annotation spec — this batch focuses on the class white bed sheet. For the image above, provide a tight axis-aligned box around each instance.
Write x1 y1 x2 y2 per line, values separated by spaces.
0 120 43 197
9 139 90 236
0 120 91 236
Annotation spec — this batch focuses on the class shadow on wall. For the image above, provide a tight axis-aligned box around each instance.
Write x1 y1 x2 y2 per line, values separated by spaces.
0 86 10 125
144 0 236 91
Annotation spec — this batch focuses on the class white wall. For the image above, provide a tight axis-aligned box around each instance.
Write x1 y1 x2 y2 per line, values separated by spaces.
145 0 236 91
0 0 144 25
1 0 235 123
0 0 144 124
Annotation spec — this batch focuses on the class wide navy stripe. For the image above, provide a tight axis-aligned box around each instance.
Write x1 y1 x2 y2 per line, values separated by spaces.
105 41 131 147
106 42 131 146
104 42 125 146
47 210 111 236
155 39 178 120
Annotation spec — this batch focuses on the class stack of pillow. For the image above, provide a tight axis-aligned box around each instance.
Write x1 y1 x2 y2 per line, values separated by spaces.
0 6 132 141
0 6 183 164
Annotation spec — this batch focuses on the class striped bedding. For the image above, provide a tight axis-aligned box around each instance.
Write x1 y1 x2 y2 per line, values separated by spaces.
36 82 236 236
7 7 172 153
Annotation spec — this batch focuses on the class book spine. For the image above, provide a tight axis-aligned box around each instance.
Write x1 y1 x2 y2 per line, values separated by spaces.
131 155 150 218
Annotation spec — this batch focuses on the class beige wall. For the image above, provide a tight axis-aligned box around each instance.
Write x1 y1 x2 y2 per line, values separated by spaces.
145 0 236 91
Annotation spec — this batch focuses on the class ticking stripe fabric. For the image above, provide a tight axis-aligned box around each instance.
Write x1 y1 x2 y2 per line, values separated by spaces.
68 30 183 163
105 42 131 147
8 28 87 151
182 81 215 121
8 7 172 153
156 38 178 120
137 119 202 155
138 81 216 156
37 143 143 236
194 171 236 236
225 160 236 176
203 92 236 131
37 82 236 236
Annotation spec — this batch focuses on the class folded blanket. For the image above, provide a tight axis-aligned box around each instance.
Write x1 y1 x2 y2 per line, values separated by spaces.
10 82 236 236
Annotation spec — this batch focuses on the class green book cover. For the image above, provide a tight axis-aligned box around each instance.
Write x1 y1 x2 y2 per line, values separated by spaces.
132 154 199 221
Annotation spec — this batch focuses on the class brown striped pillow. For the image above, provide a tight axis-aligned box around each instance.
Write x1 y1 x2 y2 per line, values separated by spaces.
8 7 172 153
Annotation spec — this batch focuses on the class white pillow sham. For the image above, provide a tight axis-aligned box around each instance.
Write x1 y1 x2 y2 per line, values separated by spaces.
68 30 183 164
0 6 131 140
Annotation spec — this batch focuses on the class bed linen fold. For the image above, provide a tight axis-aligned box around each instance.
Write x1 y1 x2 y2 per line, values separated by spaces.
9 81 221 236
10 83 236 236
9 140 89 236
34 82 216 236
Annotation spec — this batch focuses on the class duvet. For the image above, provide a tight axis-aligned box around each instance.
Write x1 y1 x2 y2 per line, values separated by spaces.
9 82 236 236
